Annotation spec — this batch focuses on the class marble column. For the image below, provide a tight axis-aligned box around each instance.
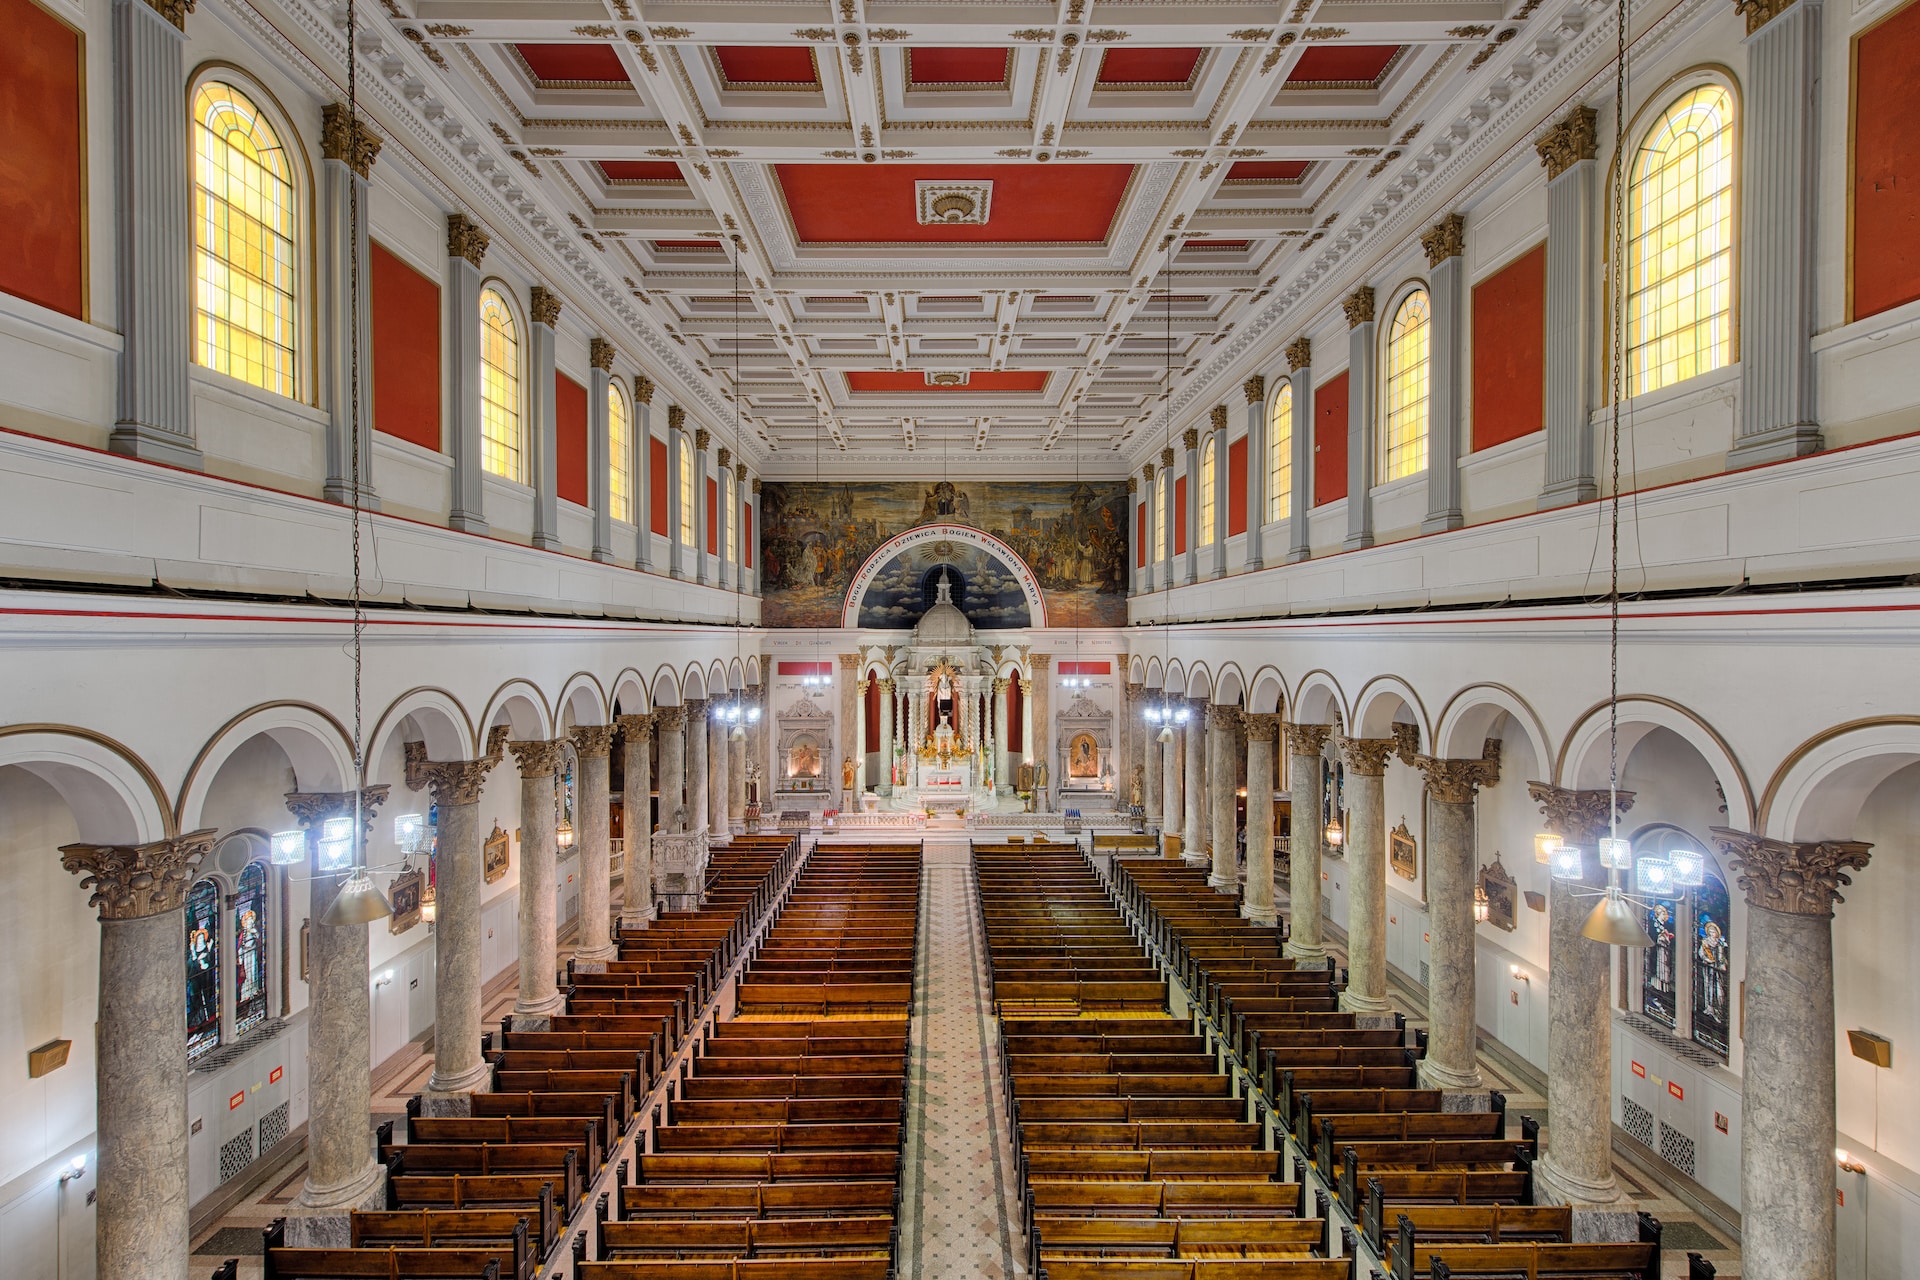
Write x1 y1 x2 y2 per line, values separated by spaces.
655 706 687 832
632 378 655 569
1537 108 1599 509
1731 0 1825 468
693 428 711 585
854 677 869 794
284 788 391 1228
1144 717 1165 829
1344 288 1378 550
1020 675 1035 763
1242 378 1267 571
1339 737 1398 1014
728 726 746 827
60 829 219 1279
667 407 687 580
108 0 200 470
1528 783 1635 1211
571 727 618 963
404 726 508 1103
1030 655 1052 810
614 713 654 926
1241 714 1281 926
707 707 729 840
879 679 897 796
528 287 563 551
1208 704 1242 891
1412 739 1502 1092
319 105 381 509
508 738 567 1026
1163 702 1186 845
1181 427 1201 586
1713 828 1873 1280
1285 341 1314 562
685 700 709 832
446 216 491 534
589 340 617 563
1285 723 1332 961
1421 214 1466 533
1184 698 1209 868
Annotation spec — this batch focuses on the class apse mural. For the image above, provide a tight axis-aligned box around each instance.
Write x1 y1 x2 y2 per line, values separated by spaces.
760 479 1129 629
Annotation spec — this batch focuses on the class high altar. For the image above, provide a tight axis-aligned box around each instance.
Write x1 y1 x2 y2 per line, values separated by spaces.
888 573 1003 813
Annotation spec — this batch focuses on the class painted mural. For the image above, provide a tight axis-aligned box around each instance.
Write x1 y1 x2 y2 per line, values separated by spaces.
760 479 1130 629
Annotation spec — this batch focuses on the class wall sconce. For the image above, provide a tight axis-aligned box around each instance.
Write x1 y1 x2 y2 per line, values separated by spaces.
1533 832 1560 865
1509 965 1530 983
28 1038 72 1079
373 969 395 989
58 1154 86 1184
1847 1029 1893 1069
1324 817 1344 848
1836 1148 1868 1175
270 829 308 866
1472 885 1490 924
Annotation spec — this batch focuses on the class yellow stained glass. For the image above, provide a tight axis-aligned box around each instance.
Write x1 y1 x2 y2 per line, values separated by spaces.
609 385 634 523
479 289 522 482
678 437 695 543
725 472 738 563
1200 438 1217 544
1153 473 1167 561
1268 381 1293 522
1380 290 1431 483
193 82 297 397
1627 85 1734 397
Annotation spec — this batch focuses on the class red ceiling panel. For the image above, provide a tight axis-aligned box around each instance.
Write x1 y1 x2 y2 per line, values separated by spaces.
1096 47 1203 85
774 163 1134 245
598 161 686 182
1225 161 1311 182
1285 45 1404 87
844 371 1050 393
515 43 632 87
906 48 1012 86
715 46 820 87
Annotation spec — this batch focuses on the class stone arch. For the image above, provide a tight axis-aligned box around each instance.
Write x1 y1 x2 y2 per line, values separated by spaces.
557 673 610 728
1142 656 1165 690
652 666 683 706
745 655 763 687
1127 654 1149 685
1289 670 1344 725
839 523 1047 629
1248 667 1287 715
726 658 747 693
610 668 651 716
1557 695 1753 829
176 703 357 832
682 663 709 702
1352 675 1431 742
1213 663 1247 707
1186 663 1214 701
0 726 172 844
368 687 472 766
708 660 730 697
1760 717 1920 842
1433 683 1549 772
481 680 552 739
1165 660 1188 696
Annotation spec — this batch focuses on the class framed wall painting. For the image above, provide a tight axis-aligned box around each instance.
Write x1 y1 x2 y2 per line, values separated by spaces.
484 824 511 884
1389 820 1418 882
388 868 425 934
1478 856 1517 931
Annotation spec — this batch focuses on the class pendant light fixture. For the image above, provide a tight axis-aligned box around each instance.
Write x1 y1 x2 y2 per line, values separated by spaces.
1142 232 1180 745
726 236 751 740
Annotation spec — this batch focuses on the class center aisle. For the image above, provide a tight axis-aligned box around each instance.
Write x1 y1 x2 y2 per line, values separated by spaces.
900 836 1027 1280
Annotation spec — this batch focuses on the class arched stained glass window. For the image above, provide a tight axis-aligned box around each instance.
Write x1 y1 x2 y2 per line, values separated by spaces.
678 436 695 543
479 288 523 481
1380 289 1431 482
1268 381 1293 522
233 861 269 1039
1631 826 1732 1062
185 878 222 1060
609 384 634 524
1152 472 1167 561
1200 438 1217 544
1691 872 1732 1058
192 81 298 397
1626 84 1735 396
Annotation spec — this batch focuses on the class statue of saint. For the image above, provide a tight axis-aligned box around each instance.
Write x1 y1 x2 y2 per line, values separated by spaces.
842 755 857 791
1129 765 1145 807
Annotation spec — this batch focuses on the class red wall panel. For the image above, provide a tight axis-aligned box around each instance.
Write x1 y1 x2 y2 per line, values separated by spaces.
1006 682 1023 754
1854 0 1920 319
1227 436 1249 536
863 677 880 750
649 436 668 536
1173 476 1188 555
1471 243 1547 452
1136 502 1147 567
706 476 718 553
0 0 84 319
555 373 589 506
1314 372 1350 507
370 244 442 452
744 502 753 568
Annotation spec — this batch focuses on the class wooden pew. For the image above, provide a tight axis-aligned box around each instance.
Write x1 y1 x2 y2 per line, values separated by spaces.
350 1209 548 1268
263 1217 520 1279
1385 1211 1663 1280
621 1182 897 1219
1358 1191 1571 1256
1334 1149 1533 1222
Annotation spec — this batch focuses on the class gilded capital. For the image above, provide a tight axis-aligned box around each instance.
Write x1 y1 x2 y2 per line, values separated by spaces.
1527 782 1635 847
284 785 392 838
1338 734 1397 776
1421 213 1465 267
1414 737 1503 804
590 338 617 371
1182 428 1200 452
61 830 219 920
1712 828 1873 917
1244 712 1284 742
838 653 861 670
614 712 654 741
570 724 617 759
1536 106 1598 180
530 286 563 328
1029 653 1052 671
668 405 686 433
654 705 687 732
1160 446 1176 469
751 477 762 494
878 678 895 696
1242 375 1266 405
320 104 383 179
142 0 194 28
633 374 656 405
1285 722 1333 756
1391 721 1421 766
856 677 871 696
736 463 748 482
447 213 490 268
1210 405 1229 433
1207 702 1243 730
695 427 712 452
1734 0 1797 36
992 676 1011 696
404 725 509 808
1127 475 1139 493
1286 336 1312 370
1343 286 1376 328
1142 462 1155 482
718 446 732 469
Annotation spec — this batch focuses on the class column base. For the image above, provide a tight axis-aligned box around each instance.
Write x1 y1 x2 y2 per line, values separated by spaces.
1532 1153 1631 1226
284 1163 387 1245
1240 904 1278 926
109 422 204 470
1537 476 1597 511
449 509 490 536
669 567 685 580
635 556 653 572
532 532 563 551
1243 554 1263 573
1182 853 1209 869
1727 420 1822 469
1339 990 1392 1016
323 481 382 512
592 547 617 564
1284 941 1327 963
1421 508 1463 534
421 1058 491 1112
1417 1058 1486 1094
1342 532 1374 552
1207 872 1236 892
574 942 618 965
620 905 657 929
1286 546 1311 564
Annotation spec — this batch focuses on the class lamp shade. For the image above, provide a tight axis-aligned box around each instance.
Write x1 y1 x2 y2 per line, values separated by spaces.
1581 887 1653 947
321 868 393 926
1533 832 1560 865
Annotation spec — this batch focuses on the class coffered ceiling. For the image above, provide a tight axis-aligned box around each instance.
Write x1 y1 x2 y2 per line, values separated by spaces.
373 0 1602 475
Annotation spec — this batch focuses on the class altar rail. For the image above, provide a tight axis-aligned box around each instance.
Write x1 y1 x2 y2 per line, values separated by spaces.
831 812 930 831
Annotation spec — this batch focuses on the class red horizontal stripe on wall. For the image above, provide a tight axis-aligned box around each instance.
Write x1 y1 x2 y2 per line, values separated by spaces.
777 661 834 676
1058 661 1111 675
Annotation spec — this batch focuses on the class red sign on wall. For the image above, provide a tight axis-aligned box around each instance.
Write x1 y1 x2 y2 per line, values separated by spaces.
269 1066 282 1085
229 1091 246 1111
1630 1061 1646 1079
1668 1081 1685 1101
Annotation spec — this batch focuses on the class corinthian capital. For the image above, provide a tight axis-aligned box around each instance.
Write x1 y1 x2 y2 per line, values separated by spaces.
320 104 383 179
61 830 219 920
1344 286 1376 328
1527 782 1635 847
654 705 687 732
615 712 655 741
1414 737 1503 804
1244 712 1284 742
1243 375 1266 405
1536 106 1599 180
447 214 490 268
1337 735 1397 776
570 724 617 759
1285 337 1312 371
1285 722 1333 756
284 785 392 837
405 725 510 807
1712 828 1873 917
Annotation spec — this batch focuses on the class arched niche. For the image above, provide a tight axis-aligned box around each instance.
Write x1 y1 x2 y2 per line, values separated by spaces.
840 524 1046 630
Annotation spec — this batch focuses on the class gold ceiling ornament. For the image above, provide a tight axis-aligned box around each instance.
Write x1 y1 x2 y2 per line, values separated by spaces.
1286 336 1312 370
60 830 219 920
1536 105 1599 180
1713 829 1873 916
530 286 564 328
1228 27 1274 40
1343 285 1376 328
1302 26 1348 39
446 213 490 268
1421 213 1466 266
321 103 384 179
572 24 615 37
1447 24 1494 37
793 27 835 40
590 338 617 371
649 25 692 39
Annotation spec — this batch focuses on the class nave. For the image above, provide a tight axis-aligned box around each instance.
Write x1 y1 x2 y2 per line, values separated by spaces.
192 835 1737 1280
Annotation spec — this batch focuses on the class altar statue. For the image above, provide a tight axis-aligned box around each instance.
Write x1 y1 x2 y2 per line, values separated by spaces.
1129 765 1145 807
842 755 857 791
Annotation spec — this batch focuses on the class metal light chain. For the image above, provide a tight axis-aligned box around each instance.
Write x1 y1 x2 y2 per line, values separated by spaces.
347 0 367 847
1607 0 1629 843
